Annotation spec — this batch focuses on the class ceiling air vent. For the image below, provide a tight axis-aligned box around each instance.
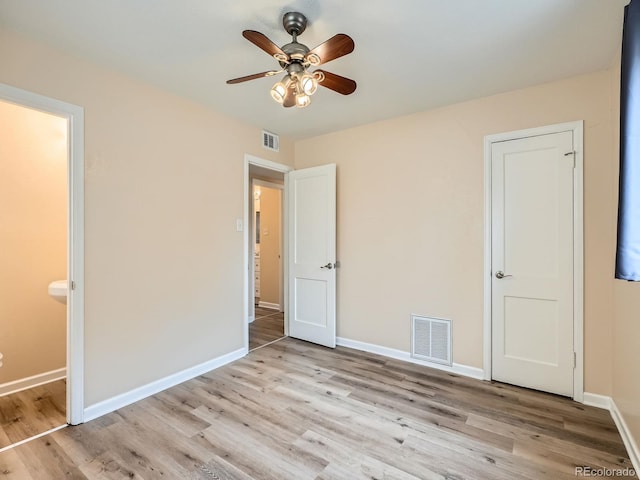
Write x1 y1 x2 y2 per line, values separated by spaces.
262 130 279 152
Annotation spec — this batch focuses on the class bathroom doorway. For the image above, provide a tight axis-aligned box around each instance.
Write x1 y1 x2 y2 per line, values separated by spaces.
0 84 84 447
0 99 68 447
248 161 287 351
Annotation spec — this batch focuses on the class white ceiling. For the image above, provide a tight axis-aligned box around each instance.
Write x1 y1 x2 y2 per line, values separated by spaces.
0 0 629 139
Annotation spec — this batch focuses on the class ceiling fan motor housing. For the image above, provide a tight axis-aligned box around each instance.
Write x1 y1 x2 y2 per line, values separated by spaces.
281 42 310 65
283 12 307 36
286 62 305 78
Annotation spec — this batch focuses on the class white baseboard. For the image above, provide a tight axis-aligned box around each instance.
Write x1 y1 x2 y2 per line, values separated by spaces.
611 398 640 475
258 301 280 310
0 367 66 397
583 392 612 410
83 347 246 422
248 315 255 324
583 392 639 475
336 337 485 380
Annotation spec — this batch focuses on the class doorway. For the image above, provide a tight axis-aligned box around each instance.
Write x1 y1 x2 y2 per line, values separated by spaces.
243 155 338 353
251 179 285 351
245 156 290 351
483 121 584 401
0 83 84 429
0 99 68 448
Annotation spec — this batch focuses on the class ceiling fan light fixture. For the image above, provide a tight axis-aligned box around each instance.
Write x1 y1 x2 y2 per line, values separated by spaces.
300 73 318 95
270 76 290 103
227 12 356 109
296 92 311 108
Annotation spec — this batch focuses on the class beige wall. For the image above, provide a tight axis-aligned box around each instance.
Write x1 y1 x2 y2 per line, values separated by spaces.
295 70 616 394
610 49 640 456
0 28 294 405
0 100 67 384
259 186 282 307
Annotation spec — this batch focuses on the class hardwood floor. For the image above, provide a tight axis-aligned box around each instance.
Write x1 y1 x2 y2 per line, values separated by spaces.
249 307 285 351
0 339 635 479
0 380 66 449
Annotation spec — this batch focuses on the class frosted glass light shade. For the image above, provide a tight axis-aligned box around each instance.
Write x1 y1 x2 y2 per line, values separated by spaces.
296 93 311 108
300 74 318 95
270 81 287 103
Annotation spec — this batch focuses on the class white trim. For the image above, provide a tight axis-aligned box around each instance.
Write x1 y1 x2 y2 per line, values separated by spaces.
255 311 284 320
249 335 287 352
0 83 85 425
0 368 66 397
83 347 245 422
572 123 585 403
583 393 640 474
483 120 584 401
583 392 612 410
0 424 68 454
245 154 293 173
244 155 292 353
258 301 281 310
482 132 493 381
483 134 493 381
611 398 640 475
283 173 290 338
248 315 256 324
254 179 285 190
336 337 485 380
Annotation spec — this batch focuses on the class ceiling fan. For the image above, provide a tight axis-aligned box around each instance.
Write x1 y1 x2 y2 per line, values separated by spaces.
226 11 356 108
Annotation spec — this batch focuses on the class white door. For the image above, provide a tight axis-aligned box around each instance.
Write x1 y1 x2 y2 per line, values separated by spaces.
491 131 574 396
287 164 336 348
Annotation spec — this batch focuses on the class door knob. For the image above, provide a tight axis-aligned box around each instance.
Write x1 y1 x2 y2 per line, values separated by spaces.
321 263 335 270
495 270 512 279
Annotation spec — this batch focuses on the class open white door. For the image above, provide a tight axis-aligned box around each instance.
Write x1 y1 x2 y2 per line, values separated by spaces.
287 164 336 348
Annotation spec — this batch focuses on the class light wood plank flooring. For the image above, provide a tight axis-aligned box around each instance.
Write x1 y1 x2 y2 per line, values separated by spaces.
249 307 285 351
0 380 66 449
0 339 635 479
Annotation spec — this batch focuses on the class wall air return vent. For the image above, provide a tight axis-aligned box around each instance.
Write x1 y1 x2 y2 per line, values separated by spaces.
262 130 279 152
411 314 452 366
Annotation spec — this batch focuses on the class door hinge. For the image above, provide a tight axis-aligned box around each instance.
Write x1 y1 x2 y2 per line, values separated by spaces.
564 151 576 168
573 351 577 369
71 281 76 291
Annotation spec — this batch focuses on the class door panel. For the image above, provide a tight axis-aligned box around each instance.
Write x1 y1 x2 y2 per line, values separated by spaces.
491 132 574 396
287 164 336 348
294 278 327 327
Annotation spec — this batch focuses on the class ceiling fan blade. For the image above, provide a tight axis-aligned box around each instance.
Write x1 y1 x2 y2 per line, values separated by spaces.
306 34 354 65
316 70 357 95
242 30 289 62
282 87 296 108
226 71 279 84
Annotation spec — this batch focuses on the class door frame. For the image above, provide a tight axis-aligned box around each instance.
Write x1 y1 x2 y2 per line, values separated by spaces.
483 121 584 402
243 154 292 351
0 83 85 424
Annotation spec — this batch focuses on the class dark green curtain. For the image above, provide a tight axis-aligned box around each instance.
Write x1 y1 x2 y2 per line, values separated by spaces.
616 0 640 281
